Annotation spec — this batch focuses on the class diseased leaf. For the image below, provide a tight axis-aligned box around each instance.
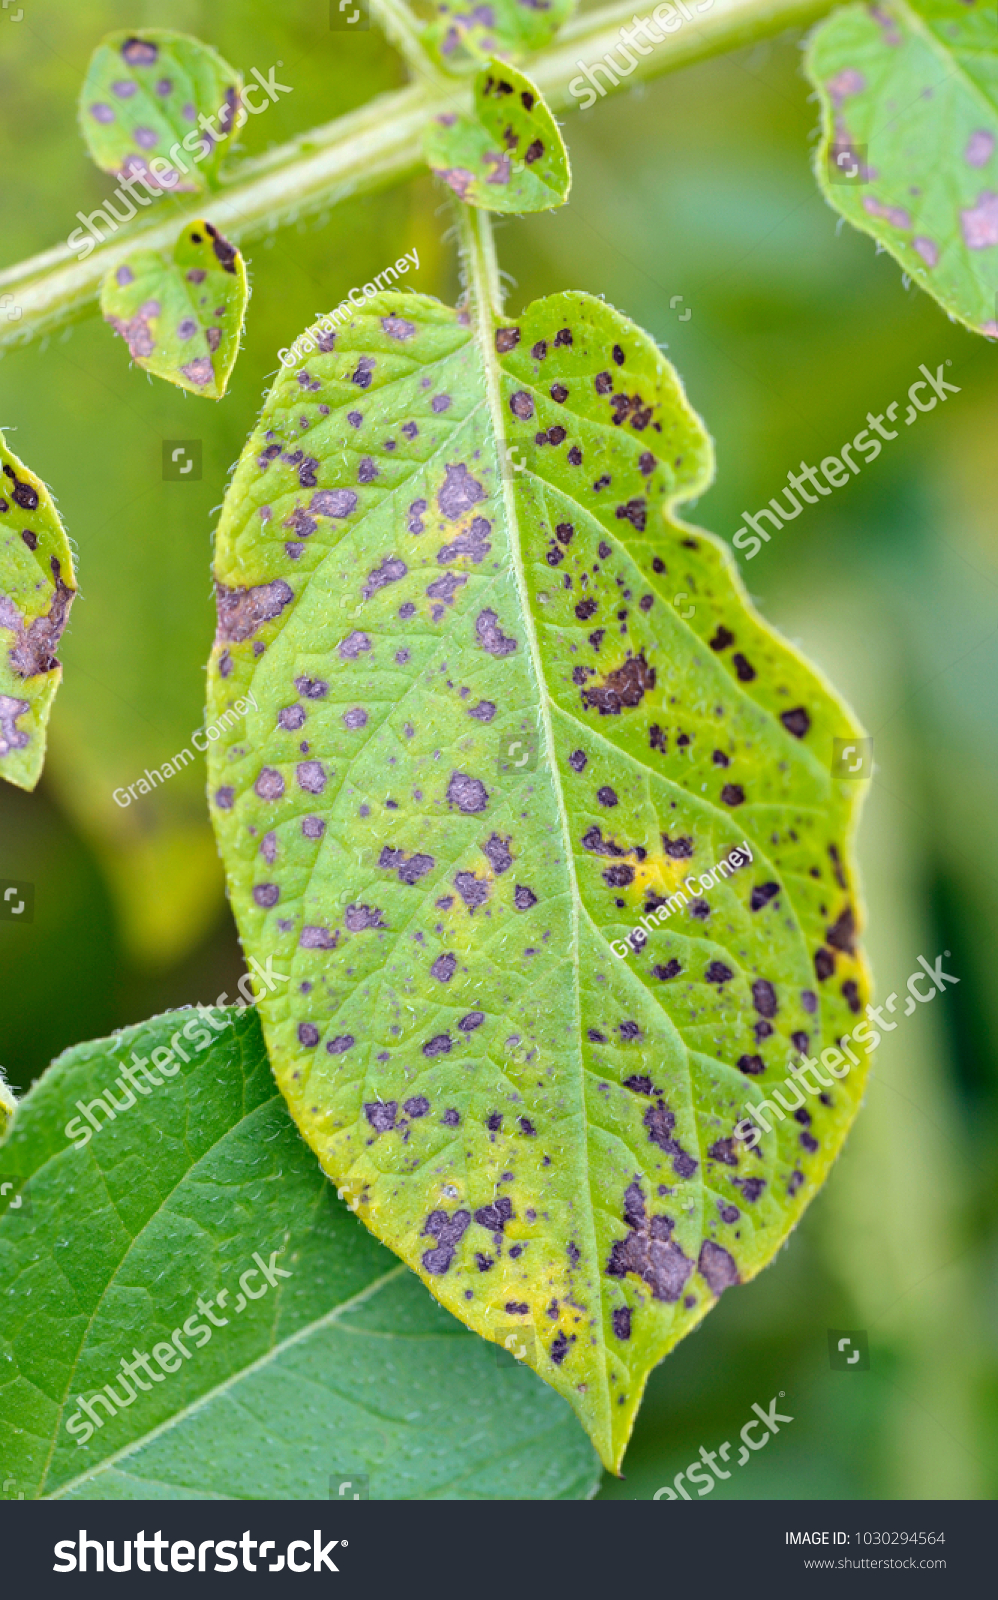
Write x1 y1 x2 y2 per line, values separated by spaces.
426 62 570 212
807 0 998 337
0 1006 599 1499
424 0 576 69
204 288 870 1472
0 433 77 792
78 28 242 194
100 220 248 398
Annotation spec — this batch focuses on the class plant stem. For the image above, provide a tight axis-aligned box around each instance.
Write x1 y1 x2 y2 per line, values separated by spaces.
457 204 505 324
0 0 836 352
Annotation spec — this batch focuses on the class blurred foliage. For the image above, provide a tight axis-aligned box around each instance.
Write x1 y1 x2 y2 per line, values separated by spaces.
0 0 995 1500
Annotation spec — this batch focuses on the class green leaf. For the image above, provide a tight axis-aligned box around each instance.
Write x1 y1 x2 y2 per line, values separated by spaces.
0 1005 599 1499
806 0 998 337
424 0 576 69
100 221 248 398
78 29 242 194
0 432 77 792
426 63 570 212
203 286 870 1473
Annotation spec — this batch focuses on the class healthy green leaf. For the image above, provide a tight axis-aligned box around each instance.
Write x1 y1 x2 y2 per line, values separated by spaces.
0 1005 599 1499
807 0 998 337
425 62 570 212
424 0 576 70
0 433 77 792
203 286 870 1472
100 220 248 398
78 29 242 194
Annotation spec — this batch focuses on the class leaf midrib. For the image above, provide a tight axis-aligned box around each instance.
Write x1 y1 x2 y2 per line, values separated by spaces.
48 1262 407 1499
464 227 612 1452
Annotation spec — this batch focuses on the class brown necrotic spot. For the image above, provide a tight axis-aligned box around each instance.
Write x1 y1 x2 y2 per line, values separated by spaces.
752 979 777 1017
278 704 306 731
0 694 30 756
302 816 325 840
254 768 284 801
454 872 489 910
381 314 416 340
345 903 384 931
122 36 158 64
204 221 238 274
698 1240 739 1295
423 1032 453 1057
607 1182 692 1302
298 1022 319 1048
814 947 835 981
750 882 779 911
300 925 337 949
438 463 485 520
421 1208 470 1275
181 357 214 388
214 579 293 646
362 555 407 600
709 1138 739 1167
326 1034 355 1056
431 952 457 982
495 327 520 352
339 631 371 661
737 1053 765 1076
482 833 512 873
781 707 810 738
459 1011 484 1033
705 961 733 985
475 609 517 657
721 784 744 806
612 1307 631 1340
826 906 856 953
365 1100 398 1133
509 391 534 420
296 760 326 794
644 1100 698 1177
581 652 655 715
438 517 492 564
514 885 537 909
214 785 235 810
252 883 280 908
343 707 368 730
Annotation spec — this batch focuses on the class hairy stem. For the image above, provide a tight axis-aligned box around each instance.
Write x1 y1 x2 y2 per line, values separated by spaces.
368 0 438 80
0 0 835 351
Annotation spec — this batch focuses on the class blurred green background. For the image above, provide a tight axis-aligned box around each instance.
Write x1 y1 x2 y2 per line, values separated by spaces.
1 0 995 1501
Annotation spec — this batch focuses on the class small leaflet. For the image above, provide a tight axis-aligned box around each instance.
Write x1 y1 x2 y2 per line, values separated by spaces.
0 432 77 792
79 28 242 193
100 220 248 398
425 61 570 213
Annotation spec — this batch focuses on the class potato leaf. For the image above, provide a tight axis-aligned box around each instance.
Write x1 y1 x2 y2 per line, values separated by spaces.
78 28 242 193
0 433 76 792
0 1005 599 1499
426 62 570 212
100 220 248 398
424 0 576 69
204 288 870 1472
807 0 998 337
